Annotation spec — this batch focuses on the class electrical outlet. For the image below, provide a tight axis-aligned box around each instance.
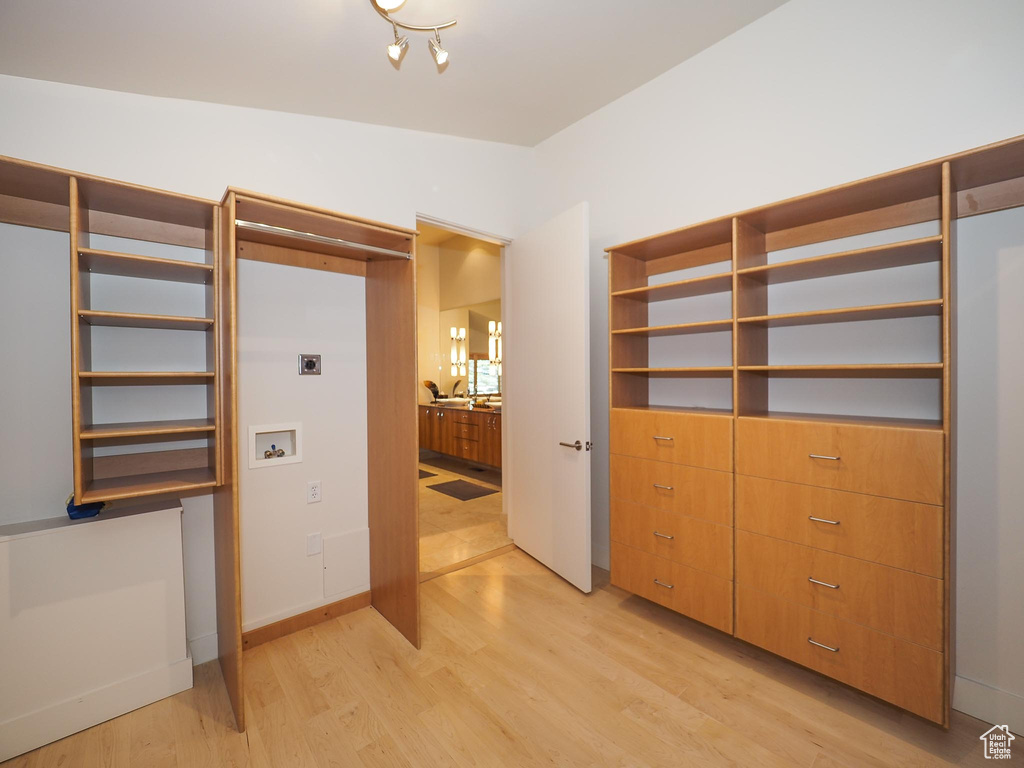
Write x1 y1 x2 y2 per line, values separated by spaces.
306 480 322 504
306 532 322 556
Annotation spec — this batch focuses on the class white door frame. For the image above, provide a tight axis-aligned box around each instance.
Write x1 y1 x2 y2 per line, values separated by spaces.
414 213 515 535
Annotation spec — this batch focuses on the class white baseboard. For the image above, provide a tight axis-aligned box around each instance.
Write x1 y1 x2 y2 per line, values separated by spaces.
954 675 1024 736
0 656 193 762
188 632 219 665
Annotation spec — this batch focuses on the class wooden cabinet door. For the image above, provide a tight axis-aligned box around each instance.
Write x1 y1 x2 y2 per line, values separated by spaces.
418 407 430 449
437 409 454 455
492 414 502 468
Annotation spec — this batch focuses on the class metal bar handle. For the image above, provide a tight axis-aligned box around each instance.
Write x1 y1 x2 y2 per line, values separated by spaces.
559 440 583 451
808 637 840 652
808 516 841 525
809 453 840 461
653 579 674 589
808 577 840 590
653 531 675 540
652 483 674 490
652 435 674 442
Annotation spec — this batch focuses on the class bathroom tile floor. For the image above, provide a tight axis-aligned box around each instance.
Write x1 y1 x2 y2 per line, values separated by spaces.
418 453 511 578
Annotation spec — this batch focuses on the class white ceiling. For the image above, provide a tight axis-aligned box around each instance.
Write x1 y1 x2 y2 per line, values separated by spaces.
0 0 786 146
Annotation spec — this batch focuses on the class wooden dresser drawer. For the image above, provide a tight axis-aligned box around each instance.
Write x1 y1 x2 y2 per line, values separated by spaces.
610 455 732 526
451 410 477 424
736 475 943 577
611 408 732 471
610 498 732 580
735 531 942 650
611 542 732 633
735 417 943 504
735 585 943 723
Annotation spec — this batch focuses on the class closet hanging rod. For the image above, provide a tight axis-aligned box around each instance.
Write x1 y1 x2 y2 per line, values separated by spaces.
235 219 412 260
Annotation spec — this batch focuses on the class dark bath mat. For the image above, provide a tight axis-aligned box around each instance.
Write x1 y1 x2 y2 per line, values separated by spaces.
419 469 438 479
428 479 498 501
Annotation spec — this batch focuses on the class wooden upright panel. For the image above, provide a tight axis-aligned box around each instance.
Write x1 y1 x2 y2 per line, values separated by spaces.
941 162 957 727
213 194 244 731
366 246 421 648
69 177 91 504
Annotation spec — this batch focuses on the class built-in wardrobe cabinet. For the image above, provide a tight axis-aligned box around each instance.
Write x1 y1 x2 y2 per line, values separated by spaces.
607 134 1024 726
0 157 422 735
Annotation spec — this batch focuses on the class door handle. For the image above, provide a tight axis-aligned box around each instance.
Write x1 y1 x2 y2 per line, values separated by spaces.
809 453 840 461
808 577 840 589
559 440 583 451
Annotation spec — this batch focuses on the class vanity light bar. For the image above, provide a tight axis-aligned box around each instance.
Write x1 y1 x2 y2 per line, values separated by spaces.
235 219 412 260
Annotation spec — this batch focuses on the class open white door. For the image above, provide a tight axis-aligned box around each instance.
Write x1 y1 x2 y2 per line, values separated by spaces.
505 202 591 592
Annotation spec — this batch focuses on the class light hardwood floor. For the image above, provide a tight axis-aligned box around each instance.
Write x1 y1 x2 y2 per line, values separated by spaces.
5 550 996 767
419 455 510 577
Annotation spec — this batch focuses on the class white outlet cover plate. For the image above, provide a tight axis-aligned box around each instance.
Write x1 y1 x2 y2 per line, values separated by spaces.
306 480 322 504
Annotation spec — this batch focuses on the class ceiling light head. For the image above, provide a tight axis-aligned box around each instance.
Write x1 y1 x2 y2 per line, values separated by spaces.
375 0 406 11
387 24 408 61
429 30 449 66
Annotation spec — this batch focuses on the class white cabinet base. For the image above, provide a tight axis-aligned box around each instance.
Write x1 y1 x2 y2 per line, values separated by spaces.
0 500 192 762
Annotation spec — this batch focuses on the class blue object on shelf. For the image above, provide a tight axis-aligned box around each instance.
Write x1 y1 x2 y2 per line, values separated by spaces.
65 493 104 520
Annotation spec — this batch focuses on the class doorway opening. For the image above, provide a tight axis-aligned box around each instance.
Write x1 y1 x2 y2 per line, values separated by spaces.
416 219 511 580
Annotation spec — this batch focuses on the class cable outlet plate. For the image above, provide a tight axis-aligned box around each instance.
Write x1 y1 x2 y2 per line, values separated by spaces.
299 354 321 375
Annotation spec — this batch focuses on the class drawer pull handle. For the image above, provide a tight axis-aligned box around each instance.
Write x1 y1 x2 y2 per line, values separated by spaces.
653 531 675 540
653 579 674 589
652 435 674 442
653 483 674 491
809 453 840 461
808 516 841 525
808 577 840 590
808 637 840 653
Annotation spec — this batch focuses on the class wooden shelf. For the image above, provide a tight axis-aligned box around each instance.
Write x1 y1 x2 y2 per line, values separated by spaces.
612 404 734 416
738 411 944 431
79 309 214 331
611 272 732 302
738 364 943 378
80 418 216 440
736 236 942 285
81 466 217 504
79 247 214 284
612 319 733 337
737 299 943 327
79 371 215 385
613 367 733 377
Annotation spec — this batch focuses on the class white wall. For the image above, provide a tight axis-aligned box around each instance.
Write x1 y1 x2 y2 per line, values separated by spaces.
954 207 1024 732
0 73 536 661
237 260 368 631
531 0 1024 728
0 224 72 522
416 243 442 404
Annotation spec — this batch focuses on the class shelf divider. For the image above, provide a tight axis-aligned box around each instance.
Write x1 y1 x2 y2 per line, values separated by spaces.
737 299 943 327
611 319 732 337
79 247 214 284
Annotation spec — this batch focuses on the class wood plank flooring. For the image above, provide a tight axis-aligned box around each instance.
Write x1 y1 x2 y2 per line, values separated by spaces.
4 550 996 767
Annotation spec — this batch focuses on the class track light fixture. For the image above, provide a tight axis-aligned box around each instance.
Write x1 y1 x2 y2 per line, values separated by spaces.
369 0 456 69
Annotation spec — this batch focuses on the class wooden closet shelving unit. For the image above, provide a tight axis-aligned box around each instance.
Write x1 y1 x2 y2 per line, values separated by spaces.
0 155 423 736
607 133 1024 726
69 175 221 505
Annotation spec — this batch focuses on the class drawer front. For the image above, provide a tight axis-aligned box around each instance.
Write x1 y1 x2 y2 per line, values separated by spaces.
610 455 732 526
610 498 732 580
735 585 943 723
735 531 943 650
611 542 732 633
451 410 477 424
736 475 943 577
611 409 733 471
454 438 479 461
735 417 943 504
454 422 479 440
